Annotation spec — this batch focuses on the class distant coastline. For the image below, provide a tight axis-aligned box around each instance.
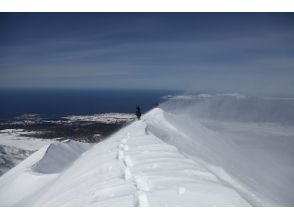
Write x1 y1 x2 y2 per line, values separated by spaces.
0 89 179 120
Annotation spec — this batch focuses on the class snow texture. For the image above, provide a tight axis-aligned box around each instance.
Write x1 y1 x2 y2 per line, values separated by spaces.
0 103 293 206
0 129 53 176
0 145 34 176
32 140 92 174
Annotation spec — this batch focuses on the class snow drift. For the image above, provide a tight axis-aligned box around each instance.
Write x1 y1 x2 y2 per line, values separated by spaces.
32 140 92 174
0 94 293 206
160 93 294 206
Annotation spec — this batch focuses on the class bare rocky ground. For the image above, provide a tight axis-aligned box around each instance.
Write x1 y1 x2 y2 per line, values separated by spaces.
0 118 132 143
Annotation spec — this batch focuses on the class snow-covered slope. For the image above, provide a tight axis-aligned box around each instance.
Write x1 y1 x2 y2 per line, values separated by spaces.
161 93 294 206
0 108 252 207
0 129 53 176
0 107 293 206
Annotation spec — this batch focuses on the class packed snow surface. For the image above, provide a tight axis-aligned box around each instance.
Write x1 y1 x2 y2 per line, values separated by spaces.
0 102 293 206
0 145 34 176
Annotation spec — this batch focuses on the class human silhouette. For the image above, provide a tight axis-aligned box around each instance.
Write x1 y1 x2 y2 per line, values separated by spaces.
135 105 142 120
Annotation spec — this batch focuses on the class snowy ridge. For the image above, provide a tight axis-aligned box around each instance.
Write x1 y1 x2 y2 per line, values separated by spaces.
32 140 92 174
0 108 253 206
0 145 34 176
0 129 53 177
1 107 293 206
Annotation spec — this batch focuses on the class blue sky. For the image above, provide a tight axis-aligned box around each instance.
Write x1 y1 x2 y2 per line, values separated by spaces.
0 13 293 94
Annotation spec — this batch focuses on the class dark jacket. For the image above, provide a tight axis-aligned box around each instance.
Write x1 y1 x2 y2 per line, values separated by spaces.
135 106 141 119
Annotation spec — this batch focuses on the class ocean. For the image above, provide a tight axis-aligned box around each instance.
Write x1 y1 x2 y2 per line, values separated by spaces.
0 89 178 120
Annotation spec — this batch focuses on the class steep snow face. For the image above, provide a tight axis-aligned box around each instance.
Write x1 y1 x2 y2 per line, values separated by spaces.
0 140 92 206
32 140 92 174
0 108 251 207
160 94 294 206
0 129 53 176
0 145 34 176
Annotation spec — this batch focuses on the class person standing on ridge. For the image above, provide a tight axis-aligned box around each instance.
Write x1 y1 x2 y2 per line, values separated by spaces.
135 105 142 120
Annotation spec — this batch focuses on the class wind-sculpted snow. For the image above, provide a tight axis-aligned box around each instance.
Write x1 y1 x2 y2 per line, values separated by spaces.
0 129 53 176
160 94 294 206
0 101 293 206
32 140 92 174
0 145 34 176
0 108 251 207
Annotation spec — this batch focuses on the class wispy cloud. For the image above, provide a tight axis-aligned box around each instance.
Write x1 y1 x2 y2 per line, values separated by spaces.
0 13 293 94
